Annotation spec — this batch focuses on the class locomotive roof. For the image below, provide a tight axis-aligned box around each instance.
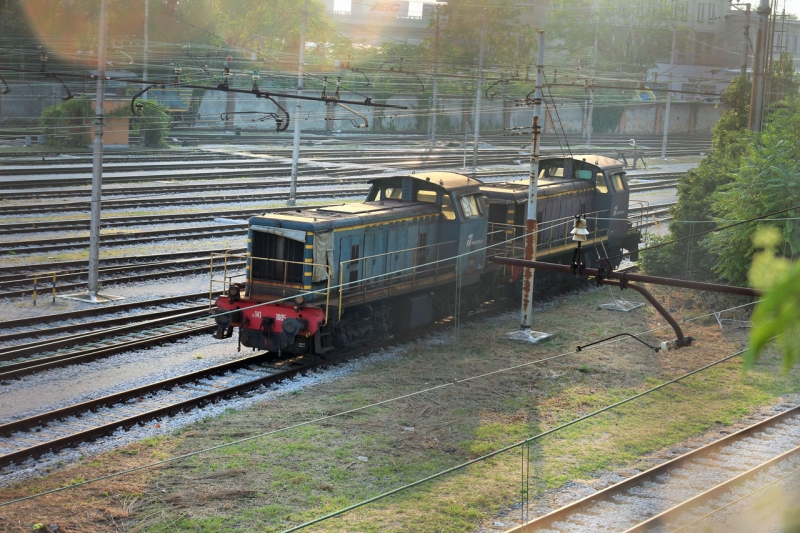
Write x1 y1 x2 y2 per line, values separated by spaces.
368 172 482 192
249 200 440 232
480 154 625 201
544 154 625 170
480 177 593 199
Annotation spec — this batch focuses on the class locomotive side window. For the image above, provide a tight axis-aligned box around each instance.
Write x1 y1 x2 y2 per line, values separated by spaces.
595 172 609 193
441 194 457 220
610 172 627 192
384 187 402 200
417 190 437 203
459 194 485 218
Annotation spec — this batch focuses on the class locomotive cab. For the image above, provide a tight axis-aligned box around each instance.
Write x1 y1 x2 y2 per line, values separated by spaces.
481 155 637 268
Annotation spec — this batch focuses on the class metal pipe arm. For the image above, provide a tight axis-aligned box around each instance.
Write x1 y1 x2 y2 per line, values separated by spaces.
491 257 762 298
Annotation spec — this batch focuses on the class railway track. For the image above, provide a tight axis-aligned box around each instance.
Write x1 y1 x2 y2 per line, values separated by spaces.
0 255 244 299
0 165 595 202
0 260 650 472
0 185 366 217
0 248 242 278
0 199 674 261
0 301 220 381
0 223 248 255
508 404 800 532
0 292 518 471
0 174 678 222
0 152 524 189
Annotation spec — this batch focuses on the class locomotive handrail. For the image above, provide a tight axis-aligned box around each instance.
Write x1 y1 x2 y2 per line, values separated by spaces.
487 209 611 256
209 252 332 326
337 239 459 320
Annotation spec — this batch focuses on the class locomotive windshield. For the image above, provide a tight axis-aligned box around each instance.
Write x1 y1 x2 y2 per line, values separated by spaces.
596 172 609 193
459 194 485 218
610 172 627 192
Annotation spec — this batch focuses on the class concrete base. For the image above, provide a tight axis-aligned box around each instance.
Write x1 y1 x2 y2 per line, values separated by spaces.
600 300 644 312
60 292 124 304
505 329 553 345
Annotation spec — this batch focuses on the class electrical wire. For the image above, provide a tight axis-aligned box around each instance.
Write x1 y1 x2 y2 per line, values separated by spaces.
282 345 754 532
607 204 800 261
0 292 761 511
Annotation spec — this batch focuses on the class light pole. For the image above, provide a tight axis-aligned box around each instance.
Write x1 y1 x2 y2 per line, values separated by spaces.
87 0 108 302
288 0 308 206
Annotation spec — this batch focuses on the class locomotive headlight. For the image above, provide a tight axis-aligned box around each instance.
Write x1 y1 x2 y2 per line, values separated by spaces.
570 215 589 242
227 284 241 302
294 295 305 305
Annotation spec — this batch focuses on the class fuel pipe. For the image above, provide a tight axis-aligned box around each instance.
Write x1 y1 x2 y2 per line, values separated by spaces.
492 257 763 350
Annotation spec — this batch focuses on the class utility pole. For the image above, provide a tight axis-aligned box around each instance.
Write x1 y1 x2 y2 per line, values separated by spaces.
142 0 149 100
748 0 770 131
587 21 597 147
430 4 440 146
742 3 751 73
661 19 677 159
471 13 485 174
513 30 550 343
88 0 108 301
288 0 307 206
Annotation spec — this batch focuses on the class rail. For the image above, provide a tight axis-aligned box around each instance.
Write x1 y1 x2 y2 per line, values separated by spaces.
337 239 459 320
209 251 332 326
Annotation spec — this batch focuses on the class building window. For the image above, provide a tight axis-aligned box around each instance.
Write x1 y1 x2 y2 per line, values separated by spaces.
333 0 351 14
408 1 424 18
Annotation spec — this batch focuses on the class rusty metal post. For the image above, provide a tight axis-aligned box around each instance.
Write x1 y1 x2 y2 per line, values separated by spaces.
33 276 38 306
520 31 545 331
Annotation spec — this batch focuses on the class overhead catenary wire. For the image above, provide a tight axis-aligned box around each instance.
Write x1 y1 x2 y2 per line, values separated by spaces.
0 204 770 508
608 204 800 261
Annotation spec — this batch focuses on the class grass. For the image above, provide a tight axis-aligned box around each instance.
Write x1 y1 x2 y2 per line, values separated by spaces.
1 286 797 532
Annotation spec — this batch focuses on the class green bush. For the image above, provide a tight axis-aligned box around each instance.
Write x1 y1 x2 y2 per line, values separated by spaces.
131 102 171 147
39 97 92 148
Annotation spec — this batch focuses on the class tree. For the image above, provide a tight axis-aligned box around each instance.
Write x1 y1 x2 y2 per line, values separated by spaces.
435 0 534 73
746 228 800 371
548 0 677 74
703 102 800 284
640 57 799 281
638 75 751 278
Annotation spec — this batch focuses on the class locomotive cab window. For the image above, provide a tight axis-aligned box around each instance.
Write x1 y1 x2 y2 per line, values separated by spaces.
539 166 563 178
610 172 627 192
441 194 457 220
383 187 402 200
595 172 609 193
459 193 485 218
417 189 437 203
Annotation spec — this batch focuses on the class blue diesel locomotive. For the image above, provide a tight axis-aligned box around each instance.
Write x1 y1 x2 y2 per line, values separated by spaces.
212 155 639 355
